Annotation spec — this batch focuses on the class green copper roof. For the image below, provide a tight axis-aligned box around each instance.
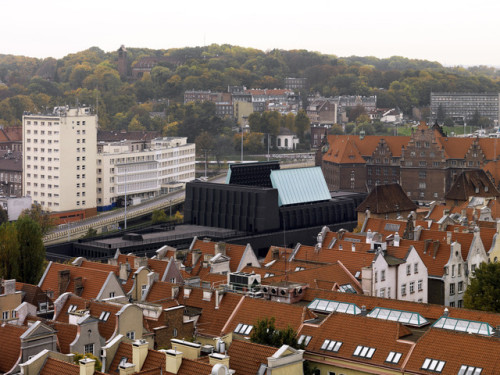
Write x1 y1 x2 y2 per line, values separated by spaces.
270 167 331 206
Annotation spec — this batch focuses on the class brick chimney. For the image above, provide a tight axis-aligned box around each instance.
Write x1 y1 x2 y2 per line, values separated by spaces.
2 279 15 295
58 270 71 296
79 358 95 375
209 353 230 368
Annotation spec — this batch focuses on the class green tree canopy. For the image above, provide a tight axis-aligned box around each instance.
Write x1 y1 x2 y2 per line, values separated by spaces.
16 216 45 284
464 262 500 312
152 209 168 223
20 203 54 236
250 317 299 349
0 222 20 280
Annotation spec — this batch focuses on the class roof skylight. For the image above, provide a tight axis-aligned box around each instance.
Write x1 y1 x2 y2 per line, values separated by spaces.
368 307 428 327
307 298 361 315
432 316 493 336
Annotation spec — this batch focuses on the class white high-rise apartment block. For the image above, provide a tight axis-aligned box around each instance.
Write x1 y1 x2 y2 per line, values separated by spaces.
96 137 195 210
23 107 97 212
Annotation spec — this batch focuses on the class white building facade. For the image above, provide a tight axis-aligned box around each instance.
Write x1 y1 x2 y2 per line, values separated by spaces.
96 137 195 211
22 107 97 212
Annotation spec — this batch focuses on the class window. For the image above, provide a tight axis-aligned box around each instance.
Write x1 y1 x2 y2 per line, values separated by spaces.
99 311 110 321
414 263 418 274
418 280 423 291
450 283 455 296
320 340 342 352
381 270 385 281
2 311 8 320
234 323 253 335
173 328 178 337
84 344 94 355
126 331 135 340
457 365 482 375
109 292 115 298
380 288 385 298
421 358 446 373
458 281 463 293
409 282 415 294
401 284 407 296
452 265 455 277
67 305 77 313
353 345 376 359
298 335 312 347
406 264 411 276
386 351 402 364
374 271 378 283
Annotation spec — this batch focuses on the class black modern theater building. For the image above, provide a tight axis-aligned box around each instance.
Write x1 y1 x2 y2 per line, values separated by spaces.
184 161 366 233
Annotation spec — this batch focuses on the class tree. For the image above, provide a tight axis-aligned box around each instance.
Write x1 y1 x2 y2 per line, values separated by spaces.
0 222 20 280
0 206 8 225
250 317 300 349
81 227 97 239
20 203 54 236
464 262 500 312
16 216 45 284
348 105 366 122
152 209 168 223
436 104 446 123
470 109 481 127
174 211 184 223
294 110 310 142
330 124 344 135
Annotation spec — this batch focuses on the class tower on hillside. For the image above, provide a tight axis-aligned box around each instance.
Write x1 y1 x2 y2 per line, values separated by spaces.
117 45 128 78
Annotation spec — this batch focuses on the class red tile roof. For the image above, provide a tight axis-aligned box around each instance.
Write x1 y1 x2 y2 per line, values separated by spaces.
0 323 26 373
40 262 121 300
227 339 276 374
40 357 106 375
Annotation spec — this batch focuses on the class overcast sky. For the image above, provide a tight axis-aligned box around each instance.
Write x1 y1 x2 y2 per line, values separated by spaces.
3 0 499 67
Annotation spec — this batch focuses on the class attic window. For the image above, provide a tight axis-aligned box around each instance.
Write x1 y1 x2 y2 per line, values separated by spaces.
458 365 482 375
353 345 376 359
320 339 342 352
67 305 77 313
264 273 275 278
297 335 312 347
234 323 253 335
386 351 403 364
421 358 446 373
99 311 111 321
294 267 305 272
338 284 357 293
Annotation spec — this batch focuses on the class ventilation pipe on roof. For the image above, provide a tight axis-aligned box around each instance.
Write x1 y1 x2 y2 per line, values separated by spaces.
443 307 449 317
366 229 373 244
394 232 400 247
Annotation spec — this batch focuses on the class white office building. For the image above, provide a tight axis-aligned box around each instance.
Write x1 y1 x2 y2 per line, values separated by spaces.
96 137 195 210
22 107 97 212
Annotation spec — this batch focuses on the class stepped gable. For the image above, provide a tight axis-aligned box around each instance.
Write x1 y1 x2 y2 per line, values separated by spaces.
356 183 417 214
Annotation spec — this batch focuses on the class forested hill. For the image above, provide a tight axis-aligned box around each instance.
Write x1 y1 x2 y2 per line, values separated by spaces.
0 44 500 129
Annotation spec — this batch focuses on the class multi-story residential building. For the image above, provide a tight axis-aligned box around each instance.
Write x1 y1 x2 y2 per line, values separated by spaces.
306 98 337 125
22 107 97 214
284 77 308 90
335 95 377 122
431 92 500 124
0 126 22 151
183 90 234 117
96 137 195 210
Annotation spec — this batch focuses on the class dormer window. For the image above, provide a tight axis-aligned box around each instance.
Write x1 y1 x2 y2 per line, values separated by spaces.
67 305 77 313
99 311 110 321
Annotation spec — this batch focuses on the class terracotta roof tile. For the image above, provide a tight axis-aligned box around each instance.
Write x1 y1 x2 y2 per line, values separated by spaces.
356 183 417 214
0 324 26 373
40 262 121 300
405 328 500 374
298 313 413 370
227 339 276 374
40 357 106 375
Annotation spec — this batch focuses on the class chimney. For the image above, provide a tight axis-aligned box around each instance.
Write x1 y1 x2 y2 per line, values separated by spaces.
2 279 15 295
215 242 226 256
366 229 373 244
58 270 71 296
446 231 452 245
360 305 367 316
134 256 148 269
119 262 131 280
118 363 136 375
74 277 84 296
394 232 400 247
79 358 95 375
191 250 202 266
132 339 149 371
209 353 230 368
163 349 183 374
443 307 449 317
